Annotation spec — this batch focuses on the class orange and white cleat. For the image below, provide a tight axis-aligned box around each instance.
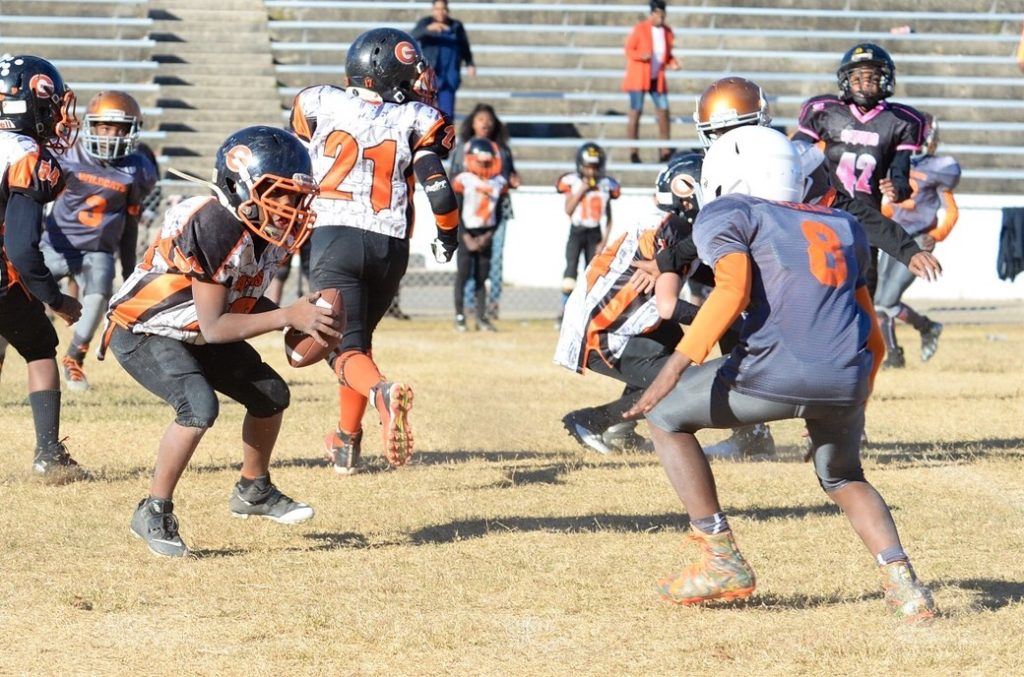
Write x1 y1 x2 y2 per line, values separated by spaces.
658 528 757 605
369 381 414 467
61 355 90 392
880 561 937 624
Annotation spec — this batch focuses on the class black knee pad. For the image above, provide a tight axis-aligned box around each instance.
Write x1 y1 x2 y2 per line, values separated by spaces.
245 375 291 419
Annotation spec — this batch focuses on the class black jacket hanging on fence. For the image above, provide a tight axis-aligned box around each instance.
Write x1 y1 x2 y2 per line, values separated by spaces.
998 207 1024 281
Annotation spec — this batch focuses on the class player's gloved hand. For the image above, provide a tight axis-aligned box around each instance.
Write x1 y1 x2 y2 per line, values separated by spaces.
431 230 458 263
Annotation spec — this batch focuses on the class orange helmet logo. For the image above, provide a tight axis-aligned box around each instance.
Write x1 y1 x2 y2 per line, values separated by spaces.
671 173 698 199
225 145 254 173
29 74 55 99
394 41 418 65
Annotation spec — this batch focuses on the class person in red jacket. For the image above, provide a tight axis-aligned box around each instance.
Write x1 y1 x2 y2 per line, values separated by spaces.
623 0 681 164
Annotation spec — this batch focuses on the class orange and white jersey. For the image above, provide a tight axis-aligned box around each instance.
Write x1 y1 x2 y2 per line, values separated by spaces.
554 223 676 373
107 197 288 343
0 131 65 296
452 171 507 230
291 85 454 239
555 173 621 229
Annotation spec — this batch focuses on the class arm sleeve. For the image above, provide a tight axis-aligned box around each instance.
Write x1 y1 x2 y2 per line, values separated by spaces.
119 213 139 276
410 17 431 41
888 150 913 203
832 192 921 266
855 285 885 396
4 192 63 307
624 24 645 60
413 151 459 231
656 235 699 274
675 253 752 364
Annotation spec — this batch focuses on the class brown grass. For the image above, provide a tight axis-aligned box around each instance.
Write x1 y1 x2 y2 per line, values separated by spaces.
1 320 1022 675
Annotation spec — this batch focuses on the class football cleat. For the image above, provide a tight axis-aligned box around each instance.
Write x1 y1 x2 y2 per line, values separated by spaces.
130 497 188 558
703 424 776 459
920 321 943 362
562 408 617 455
370 381 414 466
477 317 498 333
229 481 314 524
61 355 90 391
32 440 91 483
324 428 363 475
882 346 906 370
601 421 653 453
454 314 468 332
659 529 757 605
879 561 937 624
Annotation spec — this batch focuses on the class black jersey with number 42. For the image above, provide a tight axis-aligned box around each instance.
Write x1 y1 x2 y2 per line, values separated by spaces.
797 95 924 208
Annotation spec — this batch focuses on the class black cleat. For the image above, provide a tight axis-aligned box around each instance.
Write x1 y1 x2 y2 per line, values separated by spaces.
229 480 314 524
562 408 615 455
882 346 905 370
32 440 92 483
920 322 943 362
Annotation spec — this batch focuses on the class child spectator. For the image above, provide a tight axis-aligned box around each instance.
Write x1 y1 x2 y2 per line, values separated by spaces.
452 138 508 331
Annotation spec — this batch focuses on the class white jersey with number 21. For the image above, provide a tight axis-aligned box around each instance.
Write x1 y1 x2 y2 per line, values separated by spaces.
291 85 453 239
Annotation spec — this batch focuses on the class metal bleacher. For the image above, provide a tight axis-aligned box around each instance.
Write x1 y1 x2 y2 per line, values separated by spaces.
266 0 1024 194
0 1 165 151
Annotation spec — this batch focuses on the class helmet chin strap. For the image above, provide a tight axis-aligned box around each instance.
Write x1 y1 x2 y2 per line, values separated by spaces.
167 167 235 214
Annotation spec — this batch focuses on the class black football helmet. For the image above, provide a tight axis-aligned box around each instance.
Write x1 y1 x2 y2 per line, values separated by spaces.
0 55 78 151
346 28 438 107
655 152 702 228
575 142 606 177
837 43 895 108
213 126 318 252
464 137 500 177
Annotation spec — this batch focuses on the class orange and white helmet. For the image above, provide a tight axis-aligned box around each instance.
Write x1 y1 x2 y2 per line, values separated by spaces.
693 77 770 149
82 90 142 160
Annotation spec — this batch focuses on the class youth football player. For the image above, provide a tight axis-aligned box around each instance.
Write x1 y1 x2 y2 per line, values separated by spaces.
626 127 936 623
290 28 459 474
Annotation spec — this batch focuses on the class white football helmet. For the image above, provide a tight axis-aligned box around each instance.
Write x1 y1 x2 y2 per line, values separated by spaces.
699 126 804 206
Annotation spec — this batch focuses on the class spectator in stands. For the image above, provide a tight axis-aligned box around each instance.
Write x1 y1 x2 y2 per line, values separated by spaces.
623 0 680 164
1017 18 1024 73
412 0 476 119
449 103 519 319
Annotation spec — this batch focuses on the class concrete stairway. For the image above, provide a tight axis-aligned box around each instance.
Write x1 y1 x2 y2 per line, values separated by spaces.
148 0 280 190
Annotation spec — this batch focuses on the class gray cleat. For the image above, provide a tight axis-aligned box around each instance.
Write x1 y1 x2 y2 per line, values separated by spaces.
131 497 189 558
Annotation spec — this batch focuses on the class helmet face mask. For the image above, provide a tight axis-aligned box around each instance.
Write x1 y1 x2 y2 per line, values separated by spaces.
694 77 770 149
837 43 895 108
915 113 937 157
0 55 79 152
81 90 142 161
213 126 319 253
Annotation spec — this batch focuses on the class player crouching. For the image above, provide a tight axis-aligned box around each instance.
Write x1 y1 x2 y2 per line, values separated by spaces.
103 126 340 557
627 127 936 623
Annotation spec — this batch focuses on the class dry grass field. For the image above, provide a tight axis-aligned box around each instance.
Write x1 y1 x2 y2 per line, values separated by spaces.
1 317 1023 675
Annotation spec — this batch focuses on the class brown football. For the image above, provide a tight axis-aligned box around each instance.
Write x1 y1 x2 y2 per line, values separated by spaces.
284 288 344 368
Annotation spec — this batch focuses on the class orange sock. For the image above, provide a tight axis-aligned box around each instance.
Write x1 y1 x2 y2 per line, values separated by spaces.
335 350 382 394
338 385 368 434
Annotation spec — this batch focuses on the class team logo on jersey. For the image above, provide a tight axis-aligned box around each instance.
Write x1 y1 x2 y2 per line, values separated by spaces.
394 41 418 65
225 145 254 173
29 74 55 100
670 173 698 199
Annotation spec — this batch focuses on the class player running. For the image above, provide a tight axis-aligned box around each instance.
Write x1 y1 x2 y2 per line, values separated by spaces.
290 28 459 474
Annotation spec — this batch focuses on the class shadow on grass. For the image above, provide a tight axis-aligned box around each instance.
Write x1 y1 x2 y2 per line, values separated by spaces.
719 589 884 611
407 505 840 545
188 546 248 559
941 578 1024 610
866 437 1024 466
